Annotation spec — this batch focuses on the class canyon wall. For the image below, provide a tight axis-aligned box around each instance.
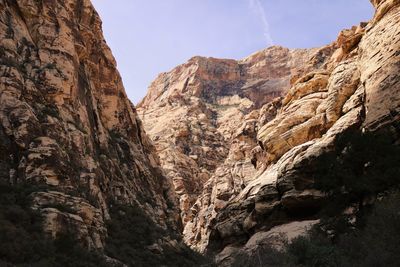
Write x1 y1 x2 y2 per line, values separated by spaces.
139 0 400 264
137 46 327 230
0 0 203 265
0 0 399 265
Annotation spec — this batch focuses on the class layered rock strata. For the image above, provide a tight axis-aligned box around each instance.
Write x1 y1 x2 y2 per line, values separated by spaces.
0 0 179 254
137 47 329 228
209 2 400 263
139 0 400 264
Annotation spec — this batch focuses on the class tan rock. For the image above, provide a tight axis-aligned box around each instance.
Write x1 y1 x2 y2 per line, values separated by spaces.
138 0 400 257
138 44 330 252
0 0 180 254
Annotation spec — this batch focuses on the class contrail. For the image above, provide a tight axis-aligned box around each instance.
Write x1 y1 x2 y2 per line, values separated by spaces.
248 0 274 46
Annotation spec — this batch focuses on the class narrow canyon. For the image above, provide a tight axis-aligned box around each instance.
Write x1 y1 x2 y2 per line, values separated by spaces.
0 0 399 266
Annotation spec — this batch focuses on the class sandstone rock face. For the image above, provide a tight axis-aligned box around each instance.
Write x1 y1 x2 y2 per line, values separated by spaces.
207 2 400 263
3 0 398 264
139 0 400 263
137 46 327 247
0 0 178 252
361 0 400 130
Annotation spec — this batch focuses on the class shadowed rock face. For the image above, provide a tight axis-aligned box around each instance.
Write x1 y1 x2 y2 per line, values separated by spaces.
139 0 400 263
0 0 179 251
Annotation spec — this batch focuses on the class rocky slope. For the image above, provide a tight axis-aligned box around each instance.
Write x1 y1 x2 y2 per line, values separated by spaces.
0 0 204 265
139 0 400 265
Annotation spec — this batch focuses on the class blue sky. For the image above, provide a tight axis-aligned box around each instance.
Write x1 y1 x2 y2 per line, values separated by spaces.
91 0 374 104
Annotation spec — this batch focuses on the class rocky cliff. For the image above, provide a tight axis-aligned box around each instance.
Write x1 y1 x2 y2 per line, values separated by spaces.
137 46 325 230
0 0 206 266
1 0 399 266
139 0 400 265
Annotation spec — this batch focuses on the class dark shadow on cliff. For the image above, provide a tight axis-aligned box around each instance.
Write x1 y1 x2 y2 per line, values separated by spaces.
231 191 400 267
313 128 400 216
0 182 212 266
0 183 109 267
104 202 212 267
231 128 400 266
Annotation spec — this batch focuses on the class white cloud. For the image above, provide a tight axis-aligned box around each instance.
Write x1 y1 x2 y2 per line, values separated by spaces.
248 0 274 46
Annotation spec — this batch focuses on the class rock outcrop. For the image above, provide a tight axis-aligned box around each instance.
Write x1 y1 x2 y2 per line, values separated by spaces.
137 47 326 229
139 0 400 264
138 32 335 254
1 0 399 265
0 0 187 263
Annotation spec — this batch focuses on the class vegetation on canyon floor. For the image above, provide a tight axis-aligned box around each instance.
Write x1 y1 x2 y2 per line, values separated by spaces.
232 191 400 267
0 183 211 267
105 202 211 267
0 183 108 267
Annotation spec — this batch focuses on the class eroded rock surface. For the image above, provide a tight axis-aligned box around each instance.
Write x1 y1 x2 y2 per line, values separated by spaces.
137 46 328 247
2 0 398 265
0 0 179 256
139 0 400 263
208 1 399 263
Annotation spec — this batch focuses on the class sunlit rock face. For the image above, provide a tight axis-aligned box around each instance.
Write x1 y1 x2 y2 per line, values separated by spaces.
139 0 400 263
137 46 325 245
0 0 179 250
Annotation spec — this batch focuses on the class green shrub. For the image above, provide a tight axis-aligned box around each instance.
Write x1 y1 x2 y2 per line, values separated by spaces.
233 192 400 267
104 203 211 267
0 183 109 267
287 233 338 267
336 193 400 267
314 130 400 196
231 243 290 267
0 182 211 266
